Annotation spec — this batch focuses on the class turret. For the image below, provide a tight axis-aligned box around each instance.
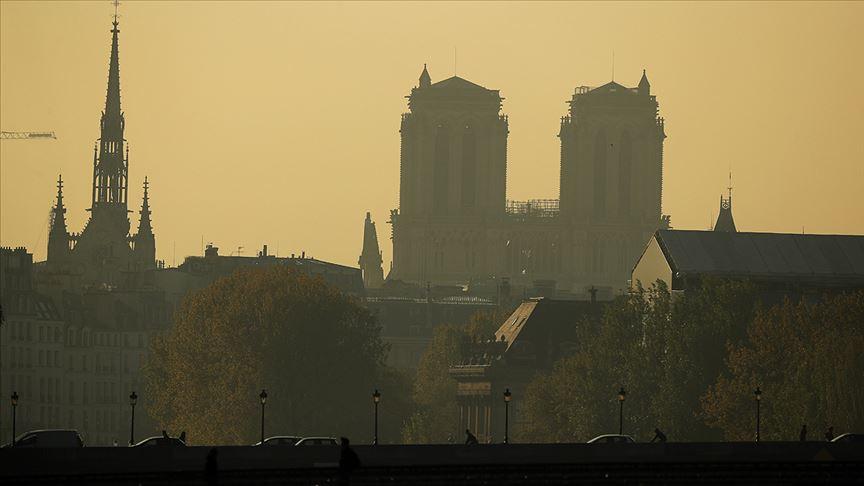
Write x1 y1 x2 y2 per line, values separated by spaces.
638 69 651 95
419 63 431 88
359 212 384 289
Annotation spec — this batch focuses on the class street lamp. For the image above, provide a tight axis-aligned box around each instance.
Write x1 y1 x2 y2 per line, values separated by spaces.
503 388 512 444
754 386 762 443
11 391 18 446
259 389 268 444
129 391 138 446
372 389 381 445
617 387 626 435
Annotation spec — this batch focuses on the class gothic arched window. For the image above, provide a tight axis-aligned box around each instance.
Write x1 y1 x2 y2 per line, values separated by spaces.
593 129 607 218
433 125 450 215
461 126 477 209
618 130 632 217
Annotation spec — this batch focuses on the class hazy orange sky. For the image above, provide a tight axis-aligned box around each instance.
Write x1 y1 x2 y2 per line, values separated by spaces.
2 1 862 270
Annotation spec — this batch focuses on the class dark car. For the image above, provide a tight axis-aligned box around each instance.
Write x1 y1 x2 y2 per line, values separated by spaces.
831 433 864 443
587 434 636 444
133 436 187 447
5 429 84 448
254 436 302 446
294 437 338 446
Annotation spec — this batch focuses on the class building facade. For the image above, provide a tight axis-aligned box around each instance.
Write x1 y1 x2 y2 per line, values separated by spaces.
387 67 668 295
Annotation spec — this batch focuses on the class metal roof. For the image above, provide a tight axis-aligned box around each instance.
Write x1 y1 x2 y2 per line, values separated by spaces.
656 230 864 284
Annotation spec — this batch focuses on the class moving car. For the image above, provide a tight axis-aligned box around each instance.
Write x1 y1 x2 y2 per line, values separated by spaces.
587 434 636 444
133 436 187 447
831 433 864 443
254 436 302 446
294 437 338 446
4 429 84 448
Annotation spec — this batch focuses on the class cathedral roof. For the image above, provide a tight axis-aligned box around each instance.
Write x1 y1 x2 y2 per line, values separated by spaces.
589 80 636 94
429 75 493 92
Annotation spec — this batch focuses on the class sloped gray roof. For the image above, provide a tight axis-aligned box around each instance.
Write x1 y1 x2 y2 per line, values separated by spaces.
656 230 864 284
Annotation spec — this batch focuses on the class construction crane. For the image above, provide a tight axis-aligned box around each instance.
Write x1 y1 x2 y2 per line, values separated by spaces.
0 131 57 140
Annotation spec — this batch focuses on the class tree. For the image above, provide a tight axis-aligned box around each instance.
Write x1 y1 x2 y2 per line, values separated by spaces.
701 290 864 441
402 309 508 443
144 266 404 445
520 278 760 442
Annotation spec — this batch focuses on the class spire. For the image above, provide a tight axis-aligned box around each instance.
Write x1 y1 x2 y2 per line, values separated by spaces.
47 174 71 262
104 11 122 130
137 177 153 235
91 5 128 208
359 212 384 288
713 175 737 233
638 69 650 95
419 63 431 88
133 177 156 269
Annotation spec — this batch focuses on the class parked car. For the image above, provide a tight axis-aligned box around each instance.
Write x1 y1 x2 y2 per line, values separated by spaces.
254 436 302 446
133 436 186 447
587 434 636 444
294 437 338 446
831 433 864 443
4 429 84 448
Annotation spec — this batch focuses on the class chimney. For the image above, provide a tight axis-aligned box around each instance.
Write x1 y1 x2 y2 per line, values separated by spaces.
262 244 268 257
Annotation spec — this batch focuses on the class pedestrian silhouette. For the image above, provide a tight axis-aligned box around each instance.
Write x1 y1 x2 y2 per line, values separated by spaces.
338 436 361 485
162 430 170 439
465 429 479 445
799 424 807 442
650 428 667 443
205 447 219 486
179 431 187 443
825 426 834 442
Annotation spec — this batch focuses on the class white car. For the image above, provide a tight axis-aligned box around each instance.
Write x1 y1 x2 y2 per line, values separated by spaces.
587 434 636 444
294 437 338 446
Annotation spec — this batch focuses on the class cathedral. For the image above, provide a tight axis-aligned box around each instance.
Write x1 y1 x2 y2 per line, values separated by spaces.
45 15 155 287
386 66 668 295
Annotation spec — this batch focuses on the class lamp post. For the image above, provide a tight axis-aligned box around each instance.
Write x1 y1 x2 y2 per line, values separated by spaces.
503 388 512 444
129 391 138 446
11 391 18 446
754 387 762 443
372 389 381 445
617 387 626 435
259 389 267 443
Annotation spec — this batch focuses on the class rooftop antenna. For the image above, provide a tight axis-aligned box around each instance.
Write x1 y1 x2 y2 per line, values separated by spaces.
454 46 457 76
728 170 733 199
112 0 120 23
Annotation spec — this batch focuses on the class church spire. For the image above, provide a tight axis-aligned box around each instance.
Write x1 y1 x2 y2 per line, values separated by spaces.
91 6 128 209
133 177 156 269
359 212 384 289
137 177 153 234
419 63 431 88
47 174 71 262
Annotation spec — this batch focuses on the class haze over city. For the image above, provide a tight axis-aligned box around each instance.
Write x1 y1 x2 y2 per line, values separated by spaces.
2 1 862 268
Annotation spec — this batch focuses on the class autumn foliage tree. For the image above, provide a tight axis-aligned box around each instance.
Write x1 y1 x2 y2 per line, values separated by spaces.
401 309 509 443
520 278 759 442
701 290 864 441
144 266 407 445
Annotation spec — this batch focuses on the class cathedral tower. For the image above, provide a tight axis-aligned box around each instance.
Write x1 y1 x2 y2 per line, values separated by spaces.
389 66 509 283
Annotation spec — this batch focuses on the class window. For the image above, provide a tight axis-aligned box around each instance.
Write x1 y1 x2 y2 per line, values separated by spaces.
433 124 450 214
593 129 607 218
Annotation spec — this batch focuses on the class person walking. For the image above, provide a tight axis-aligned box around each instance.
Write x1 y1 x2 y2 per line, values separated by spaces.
338 437 361 486
650 428 667 443
825 426 834 442
465 429 479 445
799 424 807 442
